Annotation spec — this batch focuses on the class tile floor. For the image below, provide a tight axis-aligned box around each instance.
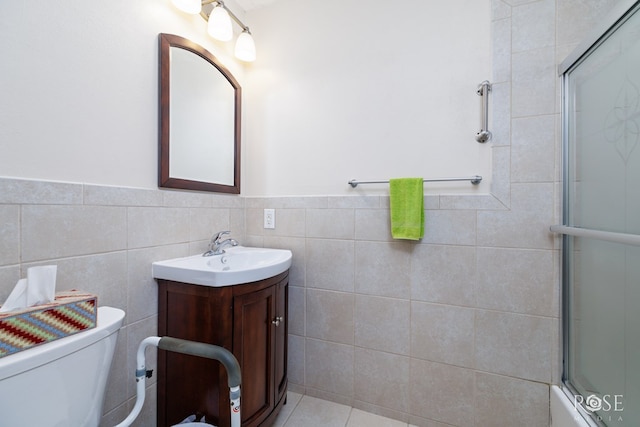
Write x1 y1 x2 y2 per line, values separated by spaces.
272 392 417 427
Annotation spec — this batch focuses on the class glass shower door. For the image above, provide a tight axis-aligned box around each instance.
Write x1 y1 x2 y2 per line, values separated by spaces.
562 2 640 426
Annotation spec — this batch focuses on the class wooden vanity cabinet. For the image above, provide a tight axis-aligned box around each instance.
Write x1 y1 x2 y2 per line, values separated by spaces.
157 270 288 427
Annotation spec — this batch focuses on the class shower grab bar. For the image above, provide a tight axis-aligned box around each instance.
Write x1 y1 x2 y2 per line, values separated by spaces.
348 176 482 188
550 225 640 247
475 80 492 143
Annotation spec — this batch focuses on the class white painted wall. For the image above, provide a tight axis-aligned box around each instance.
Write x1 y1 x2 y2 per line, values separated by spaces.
0 0 245 189
0 0 490 196
243 0 492 196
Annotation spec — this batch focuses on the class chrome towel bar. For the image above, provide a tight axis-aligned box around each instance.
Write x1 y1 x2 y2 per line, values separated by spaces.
348 176 482 188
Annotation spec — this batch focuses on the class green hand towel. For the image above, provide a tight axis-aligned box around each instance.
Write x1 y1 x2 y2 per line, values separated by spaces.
390 178 424 240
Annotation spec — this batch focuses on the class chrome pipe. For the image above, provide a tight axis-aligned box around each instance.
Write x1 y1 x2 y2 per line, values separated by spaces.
475 80 492 143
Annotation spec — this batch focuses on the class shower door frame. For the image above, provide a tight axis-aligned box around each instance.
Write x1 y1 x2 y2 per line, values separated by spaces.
558 1 640 425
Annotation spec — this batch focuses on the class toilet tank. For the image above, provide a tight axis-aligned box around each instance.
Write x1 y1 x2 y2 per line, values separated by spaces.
0 306 125 427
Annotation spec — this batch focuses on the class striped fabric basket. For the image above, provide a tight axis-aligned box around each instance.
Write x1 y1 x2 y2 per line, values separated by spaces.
0 290 97 358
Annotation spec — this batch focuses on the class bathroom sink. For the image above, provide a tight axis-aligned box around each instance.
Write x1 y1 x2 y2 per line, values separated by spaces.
152 246 292 287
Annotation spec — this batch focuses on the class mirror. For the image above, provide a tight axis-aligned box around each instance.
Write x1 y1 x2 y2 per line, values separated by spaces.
159 33 241 193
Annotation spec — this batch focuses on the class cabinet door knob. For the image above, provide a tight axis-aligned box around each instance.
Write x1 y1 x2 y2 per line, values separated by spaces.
271 316 284 326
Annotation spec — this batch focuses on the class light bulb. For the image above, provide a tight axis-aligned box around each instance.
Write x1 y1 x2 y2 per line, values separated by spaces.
171 0 201 14
208 5 233 41
235 30 256 62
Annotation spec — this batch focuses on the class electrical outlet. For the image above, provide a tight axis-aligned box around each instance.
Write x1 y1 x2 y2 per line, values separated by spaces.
264 208 275 229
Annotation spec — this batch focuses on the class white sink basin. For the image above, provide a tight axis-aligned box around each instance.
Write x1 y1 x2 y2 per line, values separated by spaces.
152 246 292 287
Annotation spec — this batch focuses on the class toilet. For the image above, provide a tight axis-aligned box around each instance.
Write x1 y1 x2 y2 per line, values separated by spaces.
0 306 125 427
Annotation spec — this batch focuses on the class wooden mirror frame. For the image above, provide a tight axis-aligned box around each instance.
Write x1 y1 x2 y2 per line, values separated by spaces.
159 33 241 194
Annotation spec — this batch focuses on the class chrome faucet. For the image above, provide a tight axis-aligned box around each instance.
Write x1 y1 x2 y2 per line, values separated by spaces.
203 230 238 256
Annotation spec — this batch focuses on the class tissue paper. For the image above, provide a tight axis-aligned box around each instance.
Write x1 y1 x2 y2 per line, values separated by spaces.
26 265 57 306
0 279 28 313
0 265 57 313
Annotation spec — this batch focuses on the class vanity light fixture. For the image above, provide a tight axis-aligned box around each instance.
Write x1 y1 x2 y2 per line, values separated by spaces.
207 3 233 41
234 29 256 62
170 0 257 62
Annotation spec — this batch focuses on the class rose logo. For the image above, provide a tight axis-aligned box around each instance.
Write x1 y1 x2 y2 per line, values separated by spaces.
585 395 602 412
